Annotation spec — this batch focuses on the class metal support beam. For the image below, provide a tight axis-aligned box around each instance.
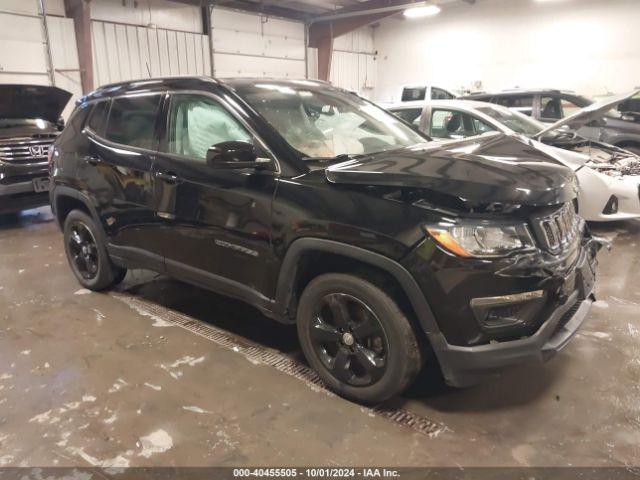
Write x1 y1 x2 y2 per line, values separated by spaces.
310 1 425 22
316 25 333 81
309 0 420 80
64 0 93 93
38 0 56 86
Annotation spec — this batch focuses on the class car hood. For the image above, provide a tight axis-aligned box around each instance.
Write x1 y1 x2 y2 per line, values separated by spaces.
0 85 71 123
326 132 578 206
534 89 640 139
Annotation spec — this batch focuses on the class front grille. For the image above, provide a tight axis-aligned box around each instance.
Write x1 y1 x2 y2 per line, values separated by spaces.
0 137 55 166
536 203 581 253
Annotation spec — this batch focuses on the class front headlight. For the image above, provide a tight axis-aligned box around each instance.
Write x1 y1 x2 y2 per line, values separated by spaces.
426 222 535 258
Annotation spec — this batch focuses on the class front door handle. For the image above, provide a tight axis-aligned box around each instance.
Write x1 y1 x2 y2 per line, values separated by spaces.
84 155 102 165
154 171 182 184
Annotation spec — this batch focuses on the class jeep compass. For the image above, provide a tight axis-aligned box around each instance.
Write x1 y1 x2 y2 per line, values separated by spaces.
50 77 602 404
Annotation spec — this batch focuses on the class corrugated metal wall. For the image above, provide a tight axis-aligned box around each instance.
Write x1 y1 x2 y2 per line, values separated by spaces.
331 29 377 96
307 28 377 97
91 20 211 87
211 8 306 78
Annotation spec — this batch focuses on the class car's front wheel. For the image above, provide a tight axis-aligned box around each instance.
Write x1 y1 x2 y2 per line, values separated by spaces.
297 273 424 404
63 210 126 291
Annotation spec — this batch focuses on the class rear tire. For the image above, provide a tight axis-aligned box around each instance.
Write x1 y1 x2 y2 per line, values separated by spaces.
297 273 424 404
63 210 126 291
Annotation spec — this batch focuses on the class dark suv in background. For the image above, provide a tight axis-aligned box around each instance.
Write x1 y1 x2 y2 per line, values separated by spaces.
464 88 640 155
50 77 602 403
0 85 71 214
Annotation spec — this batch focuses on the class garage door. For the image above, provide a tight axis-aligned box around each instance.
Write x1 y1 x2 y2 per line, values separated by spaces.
211 8 306 78
91 20 211 88
0 0 81 118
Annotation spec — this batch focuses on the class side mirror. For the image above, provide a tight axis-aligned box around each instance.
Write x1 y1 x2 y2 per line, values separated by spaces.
205 141 272 170
57 116 65 129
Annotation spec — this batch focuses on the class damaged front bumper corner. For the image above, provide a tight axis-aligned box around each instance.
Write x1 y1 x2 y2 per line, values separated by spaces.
427 235 602 388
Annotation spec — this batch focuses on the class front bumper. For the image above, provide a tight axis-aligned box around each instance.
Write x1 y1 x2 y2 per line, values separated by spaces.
0 162 50 213
576 169 640 222
427 245 597 387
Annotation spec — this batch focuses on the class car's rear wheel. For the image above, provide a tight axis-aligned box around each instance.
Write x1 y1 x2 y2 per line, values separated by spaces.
63 210 126 291
297 273 424 404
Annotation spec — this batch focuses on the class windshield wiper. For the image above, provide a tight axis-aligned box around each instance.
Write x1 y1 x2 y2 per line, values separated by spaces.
301 153 361 162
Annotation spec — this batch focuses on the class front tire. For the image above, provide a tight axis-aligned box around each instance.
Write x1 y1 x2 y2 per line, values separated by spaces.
297 273 424 404
63 210 126 291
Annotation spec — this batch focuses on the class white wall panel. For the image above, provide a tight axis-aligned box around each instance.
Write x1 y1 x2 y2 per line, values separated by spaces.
91 20 210 87
326 27 377 97
213 53 305 79
91 0 201 34
0 12 48 77
0 1 81 118
48 15 83 118
211 8 306 79
374 0 640 102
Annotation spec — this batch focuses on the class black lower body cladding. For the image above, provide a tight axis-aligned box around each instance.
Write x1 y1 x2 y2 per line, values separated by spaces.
403 231 603 387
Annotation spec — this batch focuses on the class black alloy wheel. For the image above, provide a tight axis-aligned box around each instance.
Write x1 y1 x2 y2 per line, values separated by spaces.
63 209 127 291
310 293 388 387
67 221 100 280
297 273 424 404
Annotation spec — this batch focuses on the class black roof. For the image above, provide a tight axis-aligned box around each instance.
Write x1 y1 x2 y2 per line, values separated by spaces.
79 76 335 104
464 88 580 99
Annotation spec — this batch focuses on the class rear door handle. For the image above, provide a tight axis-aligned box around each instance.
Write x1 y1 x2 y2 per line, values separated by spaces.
154 171 182 184
84 155 102 165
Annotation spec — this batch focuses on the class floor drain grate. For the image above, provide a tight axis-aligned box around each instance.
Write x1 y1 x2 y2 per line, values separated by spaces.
112 293 448 438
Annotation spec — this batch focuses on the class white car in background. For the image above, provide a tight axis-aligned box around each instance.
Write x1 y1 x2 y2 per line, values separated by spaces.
388 94 640 222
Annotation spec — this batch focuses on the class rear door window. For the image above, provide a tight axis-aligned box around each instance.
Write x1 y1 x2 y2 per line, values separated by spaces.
85 101 110 136
105 94 161 150
495 95 534 116
431 88 454 100
430 109 492 139
401 87 427 102
391 108 423 127
539 96 563 120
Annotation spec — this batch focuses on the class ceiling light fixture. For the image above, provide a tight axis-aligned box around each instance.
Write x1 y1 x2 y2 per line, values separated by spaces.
403 4 441 18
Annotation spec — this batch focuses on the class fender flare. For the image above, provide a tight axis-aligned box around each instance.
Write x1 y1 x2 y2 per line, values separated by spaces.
274 237 440 335
51 186 108 240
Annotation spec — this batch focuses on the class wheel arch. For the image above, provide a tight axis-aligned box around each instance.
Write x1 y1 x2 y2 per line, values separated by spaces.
274 238 440 336
52 187 102 233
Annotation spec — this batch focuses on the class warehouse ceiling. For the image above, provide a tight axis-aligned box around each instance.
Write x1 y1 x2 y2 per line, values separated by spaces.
172 0 476 22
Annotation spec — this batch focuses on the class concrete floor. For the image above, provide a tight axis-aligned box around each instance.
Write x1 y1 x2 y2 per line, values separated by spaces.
0 207 639 468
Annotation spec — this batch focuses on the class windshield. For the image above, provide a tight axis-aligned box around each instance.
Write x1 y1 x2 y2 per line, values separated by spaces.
476 104 545 137
234 82 427 159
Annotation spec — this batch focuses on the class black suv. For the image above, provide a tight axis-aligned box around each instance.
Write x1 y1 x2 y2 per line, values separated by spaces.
0 85 71 214
50 77 602 403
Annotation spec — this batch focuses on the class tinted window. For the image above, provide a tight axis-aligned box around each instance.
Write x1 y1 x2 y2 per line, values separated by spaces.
59 102 92 141
430 109 492 139
495 95 534 116
105 95 161 149
86 101 110 136
540 96 562 120
391 108 422 127
431 88 454 100
165 94 252 162
402 87 426 102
